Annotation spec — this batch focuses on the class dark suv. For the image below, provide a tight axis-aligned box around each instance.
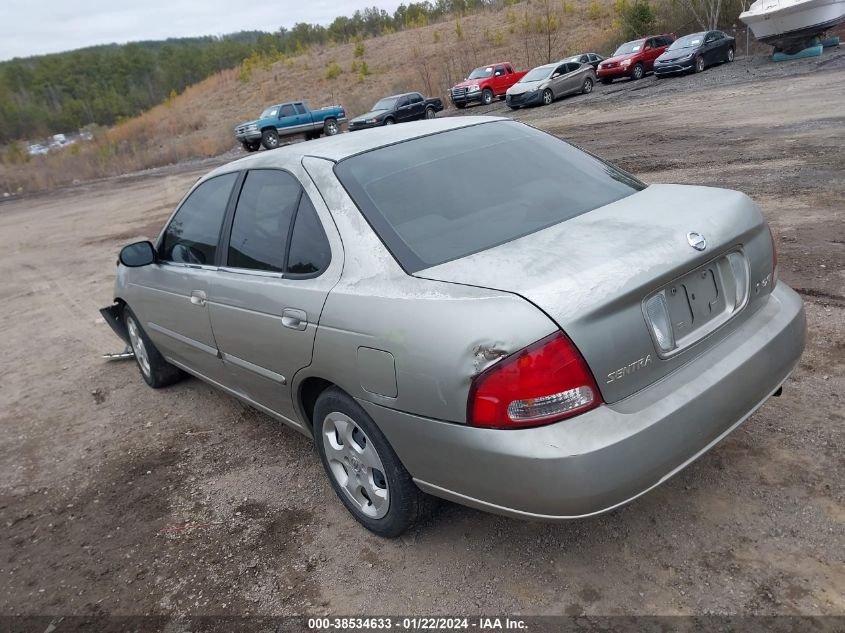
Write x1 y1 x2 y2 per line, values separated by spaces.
597 34 676 83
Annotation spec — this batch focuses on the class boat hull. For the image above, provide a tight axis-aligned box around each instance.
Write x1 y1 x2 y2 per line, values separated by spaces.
740 0 845 48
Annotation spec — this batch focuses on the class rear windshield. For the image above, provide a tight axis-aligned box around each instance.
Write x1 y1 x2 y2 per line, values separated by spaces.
335 121 645 273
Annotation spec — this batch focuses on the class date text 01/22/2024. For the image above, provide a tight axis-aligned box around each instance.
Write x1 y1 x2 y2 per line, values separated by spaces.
307 617 528 630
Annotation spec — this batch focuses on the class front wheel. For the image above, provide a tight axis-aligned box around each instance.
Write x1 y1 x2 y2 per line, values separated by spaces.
425 106 436 119
261 129 280 150
726 47 735 62
542 88 553 105
694 55 705 73
323 118 339 136
242 140 260 152
481 88 494 106
124 307 183 389
314 387 432 537
383 117 395 126
582 77 594 94
631 63 644 80
454 102 467 109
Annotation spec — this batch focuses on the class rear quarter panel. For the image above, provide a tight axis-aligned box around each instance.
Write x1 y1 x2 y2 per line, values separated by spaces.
299 156 559 425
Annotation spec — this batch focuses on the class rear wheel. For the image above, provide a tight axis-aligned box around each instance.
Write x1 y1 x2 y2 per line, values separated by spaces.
314 387 432 537
261 129 280 150
481 88 494 106
542 88 553 105
631 63 644 80
425 106 436 119
582 77 594 94
124 307 183 389
323 118 339 136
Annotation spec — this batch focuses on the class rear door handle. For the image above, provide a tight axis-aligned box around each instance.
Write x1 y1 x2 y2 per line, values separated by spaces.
282 308 308 331
190 290 207 306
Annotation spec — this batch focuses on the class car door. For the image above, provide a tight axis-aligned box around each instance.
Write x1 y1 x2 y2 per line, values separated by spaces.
278 103 310 134
408 93 425 120
548 63 569 96
128 172 238 382
394 95 412 122
563 62 583 94
642 38 658 70
207 168 342 423
492 64 508 95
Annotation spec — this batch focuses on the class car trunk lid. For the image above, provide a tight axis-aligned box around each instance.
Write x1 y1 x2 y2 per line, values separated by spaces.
415 184 776 403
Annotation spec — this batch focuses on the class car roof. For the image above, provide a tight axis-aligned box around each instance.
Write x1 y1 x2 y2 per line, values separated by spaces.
206 116 504 178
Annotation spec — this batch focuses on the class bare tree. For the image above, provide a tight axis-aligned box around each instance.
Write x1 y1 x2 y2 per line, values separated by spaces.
535 0 564 63
677 0 725 29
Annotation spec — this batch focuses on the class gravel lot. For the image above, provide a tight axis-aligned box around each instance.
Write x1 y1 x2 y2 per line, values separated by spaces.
1 51 843 620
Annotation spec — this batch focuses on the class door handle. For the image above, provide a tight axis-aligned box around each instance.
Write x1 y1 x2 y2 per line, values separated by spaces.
190 290 207 306
281 308 308 331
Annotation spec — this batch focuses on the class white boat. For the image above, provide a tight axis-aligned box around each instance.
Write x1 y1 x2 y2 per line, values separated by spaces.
740 0 845 51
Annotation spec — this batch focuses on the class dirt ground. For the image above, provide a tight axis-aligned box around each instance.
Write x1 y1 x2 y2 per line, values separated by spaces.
1 54 844 620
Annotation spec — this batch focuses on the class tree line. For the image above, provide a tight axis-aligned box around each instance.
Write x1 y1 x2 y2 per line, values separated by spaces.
0 0 507 143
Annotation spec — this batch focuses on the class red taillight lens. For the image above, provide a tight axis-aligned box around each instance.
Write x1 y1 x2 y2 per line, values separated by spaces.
467 331 602 429
767 222 779 288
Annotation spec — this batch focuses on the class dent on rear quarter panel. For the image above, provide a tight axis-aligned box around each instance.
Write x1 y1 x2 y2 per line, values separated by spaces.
301 156 559 424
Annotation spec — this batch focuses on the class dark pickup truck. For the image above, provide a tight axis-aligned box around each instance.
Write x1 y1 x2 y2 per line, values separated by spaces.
348 92 444 131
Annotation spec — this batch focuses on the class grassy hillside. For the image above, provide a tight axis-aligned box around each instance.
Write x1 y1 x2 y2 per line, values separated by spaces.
1 0 622 193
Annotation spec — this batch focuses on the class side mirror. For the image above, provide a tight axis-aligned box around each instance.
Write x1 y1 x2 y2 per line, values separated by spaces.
119 240 156 267
552 73 561 78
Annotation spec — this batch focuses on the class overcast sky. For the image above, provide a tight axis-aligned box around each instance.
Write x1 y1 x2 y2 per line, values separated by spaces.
0 0 404 61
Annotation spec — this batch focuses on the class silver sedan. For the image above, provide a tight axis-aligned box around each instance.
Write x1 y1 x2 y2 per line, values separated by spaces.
102 117 806 537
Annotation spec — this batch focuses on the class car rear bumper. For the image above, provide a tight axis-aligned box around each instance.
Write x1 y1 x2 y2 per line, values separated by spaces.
655 58 695 75
360 283 806 520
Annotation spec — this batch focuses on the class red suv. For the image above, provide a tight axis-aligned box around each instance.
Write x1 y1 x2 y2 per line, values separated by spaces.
597 34 676 83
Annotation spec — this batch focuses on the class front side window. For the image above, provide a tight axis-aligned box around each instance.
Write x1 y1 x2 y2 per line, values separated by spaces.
160 173 237 265
335 121 645 273
279 104 296 118
494 65 505 76
227 170 301 272
286 195 331 276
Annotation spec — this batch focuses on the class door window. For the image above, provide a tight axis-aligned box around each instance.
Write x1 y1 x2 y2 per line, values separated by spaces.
554 64 568 76
279 104 296 118
505 64 514 74
227 170 301 272
494 65 505 77
409 93 423 104
286 195 331 276
294 103 306 114
160 172 237 265
397 96 410 108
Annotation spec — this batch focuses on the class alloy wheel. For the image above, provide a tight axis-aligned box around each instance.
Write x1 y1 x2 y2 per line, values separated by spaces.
127 316 151 379
543 89 553 105
322 412 390 519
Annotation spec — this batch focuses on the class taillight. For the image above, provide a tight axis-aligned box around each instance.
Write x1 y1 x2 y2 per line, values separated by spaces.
768 223 779 287
467 331 602 429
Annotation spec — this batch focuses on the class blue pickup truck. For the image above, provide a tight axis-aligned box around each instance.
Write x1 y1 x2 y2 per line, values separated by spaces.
234 100 347 151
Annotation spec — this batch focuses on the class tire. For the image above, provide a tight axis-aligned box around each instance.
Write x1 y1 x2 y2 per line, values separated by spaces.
124 306 183 389
631 63 644 80
481 88 494 106
581 77 594 94
425 106 436 119
726 47 735 63
508 105 520 110
542 88 553 105
383 117 395 126
455 102 467 109
261 129 280 150
242 140 260 152
601 77 613 85
323 118 339 136
314 387 433 537
694 55 705 73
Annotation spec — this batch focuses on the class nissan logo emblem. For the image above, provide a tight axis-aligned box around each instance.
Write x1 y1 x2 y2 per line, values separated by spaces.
687 232 706 251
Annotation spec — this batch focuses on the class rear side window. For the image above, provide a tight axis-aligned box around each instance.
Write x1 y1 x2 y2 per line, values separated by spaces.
160 173 237 265
294 103 306 114
286 195 331 276
227 170 301 272
410 93 423 103
335 121 644 273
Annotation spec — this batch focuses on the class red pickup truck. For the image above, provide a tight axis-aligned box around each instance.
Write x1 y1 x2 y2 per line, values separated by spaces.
450 62 528 108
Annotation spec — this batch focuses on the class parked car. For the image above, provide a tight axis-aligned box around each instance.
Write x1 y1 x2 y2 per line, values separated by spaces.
234 100 347 151
655 31 736 77
102 117 805 537
348 92 444 131
450 62 528 107
27 143 49 156
506 61 596 108
597 34 676 83
562 52 605 69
